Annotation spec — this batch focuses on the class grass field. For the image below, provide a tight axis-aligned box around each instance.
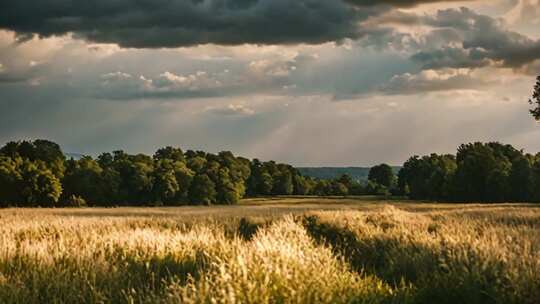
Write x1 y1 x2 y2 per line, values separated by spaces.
1 198 539 303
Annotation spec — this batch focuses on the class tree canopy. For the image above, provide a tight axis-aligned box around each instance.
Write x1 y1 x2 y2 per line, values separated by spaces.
529 76 540 120
1 139 539 207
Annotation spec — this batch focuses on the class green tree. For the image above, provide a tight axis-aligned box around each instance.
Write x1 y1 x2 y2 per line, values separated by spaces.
0 156 23 205
115 160 154 205
368 164 396 188
399 154 457 200
154 146 185 162
331 181 348 196
529 75 540 120
187 156 207 174
508 155 532 202
259 172 274 195
215 168 242 204
293 175 312 195
19 160 62 206
152 159 180 204
0 139 66 179
189 174 217 205
62 157 104 205
531 157 540 202
171 161 194 201
454 142 513 202
313 180 330 196
273 171 293 195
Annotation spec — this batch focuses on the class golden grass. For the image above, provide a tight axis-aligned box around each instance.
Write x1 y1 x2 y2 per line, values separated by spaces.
0 199 539 303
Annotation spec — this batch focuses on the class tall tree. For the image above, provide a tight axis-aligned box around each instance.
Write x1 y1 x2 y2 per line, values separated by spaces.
368 164 396 188
154 147 185 162
62 156 104 205
529 76 540 120
0 156 23 205
19 160 62 206
189 174 217 205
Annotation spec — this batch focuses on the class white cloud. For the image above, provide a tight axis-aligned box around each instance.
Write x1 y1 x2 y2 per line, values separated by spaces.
152 70 225 92
381 68 494 95
205 104 255 116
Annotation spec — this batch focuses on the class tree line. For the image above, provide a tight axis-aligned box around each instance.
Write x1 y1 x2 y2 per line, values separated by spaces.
0 140 398 207
398 142 540 202
2 139 540 206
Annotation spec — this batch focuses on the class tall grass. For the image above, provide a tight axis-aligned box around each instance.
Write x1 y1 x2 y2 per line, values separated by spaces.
0 202 538 303
304 206 540 304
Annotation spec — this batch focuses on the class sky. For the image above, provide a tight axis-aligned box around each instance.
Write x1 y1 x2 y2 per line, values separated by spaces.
0 0 539 166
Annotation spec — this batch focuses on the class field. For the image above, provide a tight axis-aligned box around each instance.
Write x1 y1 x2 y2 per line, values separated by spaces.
1 198 539 303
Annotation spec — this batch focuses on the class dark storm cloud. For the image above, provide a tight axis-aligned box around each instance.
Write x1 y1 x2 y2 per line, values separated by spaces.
0 0 368 48
0 0 477 48
411 7 540 69
345 0 473 8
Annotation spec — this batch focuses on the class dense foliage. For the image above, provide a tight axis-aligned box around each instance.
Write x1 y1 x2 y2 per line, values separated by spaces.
399 142 540 202
297 166 400 181
529 75 540 120
2 139 540 206
0 139 394 207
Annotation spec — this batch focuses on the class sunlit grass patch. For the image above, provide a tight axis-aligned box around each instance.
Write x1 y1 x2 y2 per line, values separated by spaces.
0 201 538 303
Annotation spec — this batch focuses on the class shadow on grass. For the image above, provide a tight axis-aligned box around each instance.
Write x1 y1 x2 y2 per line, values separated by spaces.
301 215 519 304
0 251 206 303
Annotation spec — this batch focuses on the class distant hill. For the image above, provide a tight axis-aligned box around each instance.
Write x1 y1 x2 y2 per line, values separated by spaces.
297 166 401 181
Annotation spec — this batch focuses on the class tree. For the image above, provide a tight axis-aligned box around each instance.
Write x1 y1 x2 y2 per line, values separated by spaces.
154 146 185 162
368 164 396 188
62 157 104 205
531 157 540 202
508 155 532 202
0 139 66 179
258 172 274 195
152 160 180 204
0 156 23 205
189 174 217 205
171 161 194 201
331 181 348 196
313 180 330 196
19 160 62 206
399 154 456 200
529 76 540 120
187 156 207 173
215 168 242 204
273 171 293 195
454 142 513 202
115 160 154 204
293 175 312 195
337 174 354 190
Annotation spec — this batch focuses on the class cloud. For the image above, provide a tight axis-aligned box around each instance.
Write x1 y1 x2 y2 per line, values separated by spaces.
0 0 482 49
505 0 540 28
411 7 540 69
345 0 475 8
411 47 493 69
0 61 46 84
0 0 367 48
380 68 493 95
97 69 233 99
205 104 255 116
91 52 321 100
520 60 540 75
101 72 133 81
